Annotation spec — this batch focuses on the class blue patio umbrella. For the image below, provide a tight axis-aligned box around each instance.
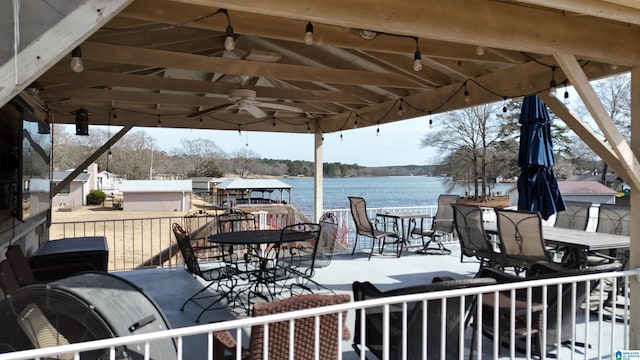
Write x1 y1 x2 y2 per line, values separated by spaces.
517 95 565 220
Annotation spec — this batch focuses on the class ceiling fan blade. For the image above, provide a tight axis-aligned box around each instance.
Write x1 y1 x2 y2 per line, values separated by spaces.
187 103 232 118
245 105 268 118
257 102 303 113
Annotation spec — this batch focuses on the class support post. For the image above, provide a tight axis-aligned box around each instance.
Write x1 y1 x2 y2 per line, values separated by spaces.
313 132 323 222
629 67 640 348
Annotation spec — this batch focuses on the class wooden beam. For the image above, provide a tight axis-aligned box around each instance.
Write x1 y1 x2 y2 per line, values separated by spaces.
52 125 133 196
538 92 624 176
0 0 133 109
41 71 367 104
121 0 515 64
514 0 640 26
554 53 640 190
80 42 424 89
199 0 640 66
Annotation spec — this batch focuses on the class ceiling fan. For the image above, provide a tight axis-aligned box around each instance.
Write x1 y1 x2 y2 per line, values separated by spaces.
189 89 303 119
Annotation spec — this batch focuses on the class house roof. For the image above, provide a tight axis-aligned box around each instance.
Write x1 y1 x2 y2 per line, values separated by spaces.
215 178 292 191
120 180 192 192
52 171 91 182
557 181 617 196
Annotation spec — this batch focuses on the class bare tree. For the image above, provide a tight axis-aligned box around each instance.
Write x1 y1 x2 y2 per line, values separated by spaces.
171 138 225 178
574 73 630 183
228 147 261 178
421 104 507 200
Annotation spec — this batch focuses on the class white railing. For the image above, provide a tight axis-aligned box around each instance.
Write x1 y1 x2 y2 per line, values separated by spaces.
2 268 635 360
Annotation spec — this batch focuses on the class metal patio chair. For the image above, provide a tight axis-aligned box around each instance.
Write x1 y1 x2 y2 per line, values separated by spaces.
411 194 458 255
348 196 400 260
172 223 237 323
212 293 351 360
451 203 498 270
287 213 338 294
554 200 592 230
494 209 553 275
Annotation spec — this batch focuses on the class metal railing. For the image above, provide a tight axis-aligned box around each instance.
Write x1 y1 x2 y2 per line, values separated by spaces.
1 268 635 360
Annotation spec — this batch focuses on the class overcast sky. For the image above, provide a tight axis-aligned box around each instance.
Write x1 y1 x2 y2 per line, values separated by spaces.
143 115 437 167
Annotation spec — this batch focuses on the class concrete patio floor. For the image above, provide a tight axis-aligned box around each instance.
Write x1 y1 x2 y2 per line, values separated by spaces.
115 245 627 359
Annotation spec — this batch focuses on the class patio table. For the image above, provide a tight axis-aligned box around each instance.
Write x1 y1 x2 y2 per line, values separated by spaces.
375 212 433 257
207 230 317 306
484 224 629 268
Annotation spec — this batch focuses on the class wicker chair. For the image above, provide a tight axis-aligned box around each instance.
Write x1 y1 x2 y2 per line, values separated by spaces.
411 194 458 255
351 277 496 360
452 203 497 270
213 293 351 360
348 196 400 260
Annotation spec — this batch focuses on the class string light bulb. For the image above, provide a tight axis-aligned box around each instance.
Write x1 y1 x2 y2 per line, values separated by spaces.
397 98 405 115
502 97 507 113
340 130 343 141
157 116 162 127
218 9 235 51
376 122 380 136
428 112 433 129
304 22 314 45
464 81 470 103
353 117 358 129
548 65 557 96
306 122 311 133
413 37 422 72
476 46 485 56
70 47 84 73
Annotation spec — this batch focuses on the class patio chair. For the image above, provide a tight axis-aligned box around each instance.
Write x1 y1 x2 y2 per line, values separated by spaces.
411 194 458 255
553 201 592 230
266 223 322 298
212 293 351 360
451 203 498 270
172 223 236 323
473 261 622 357
348 196 400 260
183 209 221 262
288 213 338 294
351 277 496 360
494 209 553 275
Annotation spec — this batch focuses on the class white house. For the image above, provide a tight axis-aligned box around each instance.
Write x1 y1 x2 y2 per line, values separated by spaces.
51 163 98 207
119 180 192 211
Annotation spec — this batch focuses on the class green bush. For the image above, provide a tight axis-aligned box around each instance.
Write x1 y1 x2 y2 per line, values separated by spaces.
87 190 106 205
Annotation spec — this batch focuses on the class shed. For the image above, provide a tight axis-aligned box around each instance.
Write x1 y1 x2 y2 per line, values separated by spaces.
509 180 617 207
214 179 292 207
120 180 192 211
51 164 96 208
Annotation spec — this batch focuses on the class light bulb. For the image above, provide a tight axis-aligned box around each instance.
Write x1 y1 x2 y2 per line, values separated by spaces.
304 22 314 45
224 25 235 51
397 102 405 116
610 64 618 70
548 87 557 97
413 49 422 72
376 127 380 136
464 90 470 103
413 58 422 72
428 118 433 129
70 47 84 73
476 46 485 56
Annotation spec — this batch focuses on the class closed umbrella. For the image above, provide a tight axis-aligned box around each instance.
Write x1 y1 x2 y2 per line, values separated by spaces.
517 95 565 220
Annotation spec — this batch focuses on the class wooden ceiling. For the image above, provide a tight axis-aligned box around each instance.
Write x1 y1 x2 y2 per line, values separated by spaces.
34 0 640 135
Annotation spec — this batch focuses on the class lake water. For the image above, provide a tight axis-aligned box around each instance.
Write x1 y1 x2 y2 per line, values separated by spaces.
280 176 514 217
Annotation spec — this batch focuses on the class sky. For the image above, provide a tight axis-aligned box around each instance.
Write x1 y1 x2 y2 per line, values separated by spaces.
140 115 438 167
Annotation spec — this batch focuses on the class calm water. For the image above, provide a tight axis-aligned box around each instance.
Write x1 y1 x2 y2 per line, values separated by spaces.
280 176 513 217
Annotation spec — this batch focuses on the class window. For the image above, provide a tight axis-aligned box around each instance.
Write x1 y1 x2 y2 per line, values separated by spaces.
57 183 70 194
